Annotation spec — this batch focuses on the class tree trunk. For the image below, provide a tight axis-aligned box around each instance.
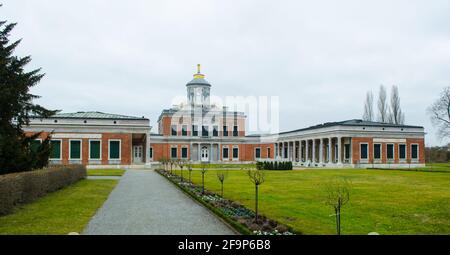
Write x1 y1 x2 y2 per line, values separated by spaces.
255 185 259 221
202 173 205 194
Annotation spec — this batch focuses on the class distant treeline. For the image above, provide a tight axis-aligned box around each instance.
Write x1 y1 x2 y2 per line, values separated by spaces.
426 146 450 163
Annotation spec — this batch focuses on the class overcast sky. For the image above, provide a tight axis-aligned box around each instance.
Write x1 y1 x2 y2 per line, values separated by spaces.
2 0 450 145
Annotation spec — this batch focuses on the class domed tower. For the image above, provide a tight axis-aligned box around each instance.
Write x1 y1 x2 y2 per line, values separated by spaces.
186 64 211 108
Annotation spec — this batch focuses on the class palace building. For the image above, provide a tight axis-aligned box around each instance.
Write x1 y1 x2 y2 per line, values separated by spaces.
24 65 426 168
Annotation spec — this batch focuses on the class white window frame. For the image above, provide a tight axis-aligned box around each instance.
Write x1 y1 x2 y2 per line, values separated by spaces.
170 146 178 159
181 146 188 159
398 143 407 161
373 143 382 161
359 143 369 161
386 143 395 161
212 125 219 137
222 146 229 160
232 146 239 161
410 143 419 161
223 125 229 136
255 147 261 159
171 125 178 136
69 139 83 160
181 125 188 136
88 139 102 160
108 139 121 160
49 139 62 160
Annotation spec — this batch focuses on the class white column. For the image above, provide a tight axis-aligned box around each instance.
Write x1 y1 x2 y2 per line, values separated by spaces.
312 139 316 163
319 138 323 164
328 138 332 163
337 137 342 164
145 132 151 164
305 140 309 162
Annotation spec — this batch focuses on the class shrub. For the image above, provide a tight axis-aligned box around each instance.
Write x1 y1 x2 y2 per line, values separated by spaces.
0 165 86 215
256 161 293 170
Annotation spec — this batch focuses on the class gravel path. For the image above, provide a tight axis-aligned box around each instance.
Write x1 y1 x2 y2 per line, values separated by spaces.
83 169 235 235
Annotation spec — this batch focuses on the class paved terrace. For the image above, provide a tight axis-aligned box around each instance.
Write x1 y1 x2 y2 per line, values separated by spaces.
83 169 235 235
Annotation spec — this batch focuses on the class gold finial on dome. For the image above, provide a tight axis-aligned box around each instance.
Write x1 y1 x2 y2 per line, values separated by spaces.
193 64 205 79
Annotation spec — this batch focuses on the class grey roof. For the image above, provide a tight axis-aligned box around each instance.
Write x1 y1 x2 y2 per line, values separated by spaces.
41 111 148 120
186 77 211 86
278 119 423 135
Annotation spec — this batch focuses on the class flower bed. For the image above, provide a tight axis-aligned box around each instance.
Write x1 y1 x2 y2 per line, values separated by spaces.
156 169 295 235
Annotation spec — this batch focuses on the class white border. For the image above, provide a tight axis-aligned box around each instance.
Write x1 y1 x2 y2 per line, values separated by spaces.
49 139 62 160
223 125 229 137
232 145 239 161
398 143 407 161
170 145 178 159
88 139 102 160
255 147 261 159
69 139 82 160
410 143 419 160
386 143 395 160
181 146 188 159
171 125 178 136
359 142 369 161
222 146 229 160
373 143 382 161
108 139 121 160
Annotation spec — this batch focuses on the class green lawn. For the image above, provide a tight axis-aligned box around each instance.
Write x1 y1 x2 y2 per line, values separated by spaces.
176 168 450 235
87 169 125 176
0 179 117 235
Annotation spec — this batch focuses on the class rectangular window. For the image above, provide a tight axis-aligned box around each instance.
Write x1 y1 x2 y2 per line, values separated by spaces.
202 126 209 136
233 126 238 136
232 147 239 159
70 140 81 159
387 144 394 160
89 140 101 159
399 144 406 160
109 140 121 160
411 144 419 160
149 147 153 159
50 140 61 159
255 148 261 159
192 125 198 136
171 147 177 159
223 126 228 136
171 125 177 136
267 148 271 158
223 147 229 159
373 144 381 160
31 139 42 153
213 126 218 137
182 125 188 136
181 147 188 159
360 143 368 160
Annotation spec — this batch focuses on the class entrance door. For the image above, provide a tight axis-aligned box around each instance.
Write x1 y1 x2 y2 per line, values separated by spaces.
133 145 143 163
201 146 209 162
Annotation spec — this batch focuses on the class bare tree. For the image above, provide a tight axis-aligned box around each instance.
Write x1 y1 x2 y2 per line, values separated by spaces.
324 178 352 235
216 170 228 197
187 161 193 183
377 85 389 123
428 86 450 139
363 91 374 121
247 169 265 221
388 85 405 124
179 159 185 182
200 162 208 194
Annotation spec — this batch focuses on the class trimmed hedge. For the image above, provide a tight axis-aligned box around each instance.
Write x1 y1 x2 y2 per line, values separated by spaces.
0 165 86 216
256 161 293 170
